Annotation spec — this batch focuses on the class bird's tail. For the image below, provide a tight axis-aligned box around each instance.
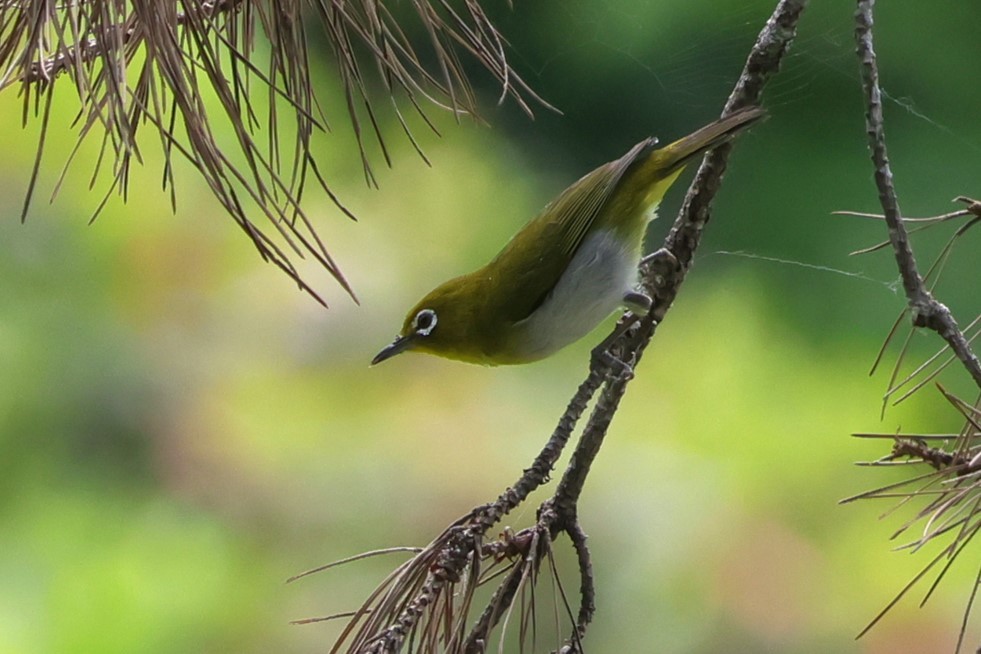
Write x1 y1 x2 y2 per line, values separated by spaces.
653 106 766 175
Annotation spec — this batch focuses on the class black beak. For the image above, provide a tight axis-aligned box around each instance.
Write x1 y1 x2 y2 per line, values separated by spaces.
371 334 415 365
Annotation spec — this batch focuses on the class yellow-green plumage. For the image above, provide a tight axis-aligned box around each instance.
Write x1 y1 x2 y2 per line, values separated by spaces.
373 107 764 366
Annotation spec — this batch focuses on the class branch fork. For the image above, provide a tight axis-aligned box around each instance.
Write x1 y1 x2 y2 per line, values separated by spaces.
848 1 981 648
301 2 808 652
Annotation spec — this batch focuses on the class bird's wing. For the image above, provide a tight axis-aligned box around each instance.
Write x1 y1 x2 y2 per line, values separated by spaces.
487 138 655 324
554 139 653 258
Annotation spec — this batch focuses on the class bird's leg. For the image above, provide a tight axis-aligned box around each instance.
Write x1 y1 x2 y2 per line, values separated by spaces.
639 250 663 266
593 313 640 355
590 306 645 379
640 248 682 297
590 331 635 380
590 253 671 378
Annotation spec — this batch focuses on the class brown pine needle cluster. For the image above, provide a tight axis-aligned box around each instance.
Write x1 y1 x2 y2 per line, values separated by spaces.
0 0 549 304
844 388 981 644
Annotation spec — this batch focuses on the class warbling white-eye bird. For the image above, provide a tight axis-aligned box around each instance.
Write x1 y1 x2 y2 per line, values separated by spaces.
372 107 764 366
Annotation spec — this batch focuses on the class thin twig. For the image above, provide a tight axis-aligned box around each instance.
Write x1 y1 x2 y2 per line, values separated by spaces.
317 2 808 651
855 0 981 389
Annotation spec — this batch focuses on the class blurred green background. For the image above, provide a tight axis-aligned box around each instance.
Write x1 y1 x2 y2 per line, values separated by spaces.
2 1 980 653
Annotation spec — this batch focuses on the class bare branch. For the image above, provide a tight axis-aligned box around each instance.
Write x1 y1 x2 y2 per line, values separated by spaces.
307 2 808 651
847 4 981 645
854 0 981 389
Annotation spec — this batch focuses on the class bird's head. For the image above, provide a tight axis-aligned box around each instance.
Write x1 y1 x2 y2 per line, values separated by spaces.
372 278 487 365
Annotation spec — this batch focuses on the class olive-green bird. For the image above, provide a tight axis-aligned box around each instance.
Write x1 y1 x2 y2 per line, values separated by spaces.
373 107 763 366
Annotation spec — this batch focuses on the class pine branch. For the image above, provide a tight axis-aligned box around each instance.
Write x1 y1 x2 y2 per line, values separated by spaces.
845 2 981 649
296 2 808 652
854 1 981 389
0 0 550 304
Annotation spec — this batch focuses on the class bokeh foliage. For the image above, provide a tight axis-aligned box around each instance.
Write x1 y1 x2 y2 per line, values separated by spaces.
1 1 980 653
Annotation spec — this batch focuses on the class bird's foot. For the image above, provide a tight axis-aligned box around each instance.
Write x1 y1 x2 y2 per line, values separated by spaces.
622 291 652 315
640 248 682 294
640 247 677 267
590 344 634 381
590 313 643 380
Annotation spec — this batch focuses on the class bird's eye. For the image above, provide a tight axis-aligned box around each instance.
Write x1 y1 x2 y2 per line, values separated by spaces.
414 309 437 335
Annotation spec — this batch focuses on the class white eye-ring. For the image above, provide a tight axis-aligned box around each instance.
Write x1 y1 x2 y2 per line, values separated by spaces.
414 308 437 336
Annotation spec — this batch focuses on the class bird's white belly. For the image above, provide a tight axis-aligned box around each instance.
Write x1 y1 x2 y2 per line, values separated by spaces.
513 229 638 360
